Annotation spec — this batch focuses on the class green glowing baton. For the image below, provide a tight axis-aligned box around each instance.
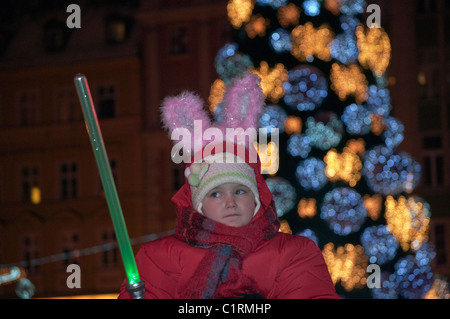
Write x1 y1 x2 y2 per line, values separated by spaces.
74 74 145 299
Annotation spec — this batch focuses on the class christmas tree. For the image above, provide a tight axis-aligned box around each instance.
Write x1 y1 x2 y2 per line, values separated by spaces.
210 0 449 298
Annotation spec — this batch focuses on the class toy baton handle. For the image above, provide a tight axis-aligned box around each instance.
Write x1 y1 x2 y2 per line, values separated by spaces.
74 74 145 299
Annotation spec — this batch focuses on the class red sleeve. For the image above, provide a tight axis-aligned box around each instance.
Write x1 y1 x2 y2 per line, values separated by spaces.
270 236 339 299
118 237 181 299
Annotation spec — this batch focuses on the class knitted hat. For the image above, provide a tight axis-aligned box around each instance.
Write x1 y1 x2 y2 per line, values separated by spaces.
185 151 261 216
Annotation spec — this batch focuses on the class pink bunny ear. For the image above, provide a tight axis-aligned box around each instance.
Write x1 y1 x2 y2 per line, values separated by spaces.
161 91 212 159
219 72 265 131
161 91 211 134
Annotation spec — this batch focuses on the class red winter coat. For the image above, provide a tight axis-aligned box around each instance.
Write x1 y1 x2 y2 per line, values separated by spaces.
119 232 338 299
119 143 338 299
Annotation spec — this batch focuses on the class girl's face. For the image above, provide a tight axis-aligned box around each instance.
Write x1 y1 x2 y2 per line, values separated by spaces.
201 183 256 227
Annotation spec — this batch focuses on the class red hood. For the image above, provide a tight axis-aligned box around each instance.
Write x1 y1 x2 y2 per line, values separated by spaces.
170 142 274 219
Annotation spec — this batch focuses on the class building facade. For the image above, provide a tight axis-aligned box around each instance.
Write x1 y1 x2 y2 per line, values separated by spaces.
0 0 230 297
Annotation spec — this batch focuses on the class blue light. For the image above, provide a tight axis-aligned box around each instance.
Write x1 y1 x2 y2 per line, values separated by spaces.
361 225 399 265
394 255 434 299
265 177 297 217
305 113 343 150
320 188 367 235
341 103 372 135
383 117 404 149
270 28 292 54
330 32 359 64
303 0 321 16
258 104 288 132
214 43 254 83
339 0 366 16
295 158 328 191
287 134 311 158
366 85 392 117
283 65 328 112
362 146 422 195
256 0 288 9
371 272 399 299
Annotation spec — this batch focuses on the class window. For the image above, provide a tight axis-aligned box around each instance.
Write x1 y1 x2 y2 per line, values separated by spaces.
169 26 189 55
418 104 441 131
434 224 447 265
422 152 445 188
416 0 437 13
60 162 78 200
22 234 40 273
43 19 70 52
21 165 41 204
101 230 118 268
417 67 440 99
60 231 79 268
17 90 38 126
105 13 133 44
55 87 79 123
97 84 116 119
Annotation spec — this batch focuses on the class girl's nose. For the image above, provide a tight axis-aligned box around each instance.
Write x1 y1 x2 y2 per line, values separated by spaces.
225 193 237 208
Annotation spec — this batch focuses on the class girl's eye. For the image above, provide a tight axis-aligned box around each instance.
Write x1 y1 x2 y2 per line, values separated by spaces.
235 189 246 195
209 191 220 198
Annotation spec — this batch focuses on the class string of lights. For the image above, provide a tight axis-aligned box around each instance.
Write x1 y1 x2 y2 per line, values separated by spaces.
0 230 174 270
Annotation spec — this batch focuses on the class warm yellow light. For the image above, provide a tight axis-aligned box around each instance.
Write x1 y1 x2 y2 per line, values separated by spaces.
277 3 301 28
284 116 302 135
356 24 391 77
363 194 383 221
31 186 41 205
297 198 316 218
208 79 226 113
278 220 292 234
424 277 450 299
324 0 341 15
322 243 368 291
254 141 279 175
370 114 385 136
345 138 366 157
324 148 362 187
385 196 430 252
250 61 288 103
330 63 368 103
291 22 334 62
227 0 255 29
245 14 270 38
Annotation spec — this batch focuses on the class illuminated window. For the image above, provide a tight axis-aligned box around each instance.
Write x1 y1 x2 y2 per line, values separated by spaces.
60 162 78 200
21 165 40 204
105 13 133 44
417 67 440 99
97 84 116 119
